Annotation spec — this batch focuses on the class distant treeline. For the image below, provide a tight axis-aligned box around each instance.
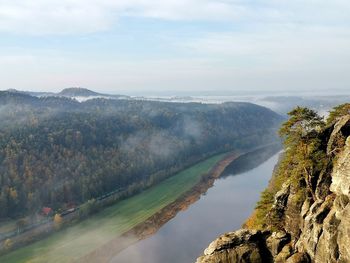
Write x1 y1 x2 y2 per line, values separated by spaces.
0 91 282 219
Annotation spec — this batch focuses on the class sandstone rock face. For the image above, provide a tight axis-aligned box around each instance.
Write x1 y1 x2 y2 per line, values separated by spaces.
285 252 310 263
196 230 270 263
327 115 350 155
294 134 350 263
266 231 290 257
274 244 293 263
330 137 350 196
196 118 350 263
305 135 350 263
196 229 294 263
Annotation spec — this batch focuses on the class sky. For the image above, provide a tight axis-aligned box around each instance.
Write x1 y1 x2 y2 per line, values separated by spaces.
0 0 349 95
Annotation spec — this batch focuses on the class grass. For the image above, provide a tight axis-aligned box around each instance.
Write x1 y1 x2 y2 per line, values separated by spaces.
0 153 226 263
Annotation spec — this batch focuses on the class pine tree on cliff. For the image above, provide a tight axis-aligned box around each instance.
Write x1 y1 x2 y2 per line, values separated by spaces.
279 106 324 144
279 107 325 201
327 103 350 125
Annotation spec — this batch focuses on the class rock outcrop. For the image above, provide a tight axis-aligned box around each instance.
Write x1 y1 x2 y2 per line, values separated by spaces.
196 230 271 263
196 115 350 263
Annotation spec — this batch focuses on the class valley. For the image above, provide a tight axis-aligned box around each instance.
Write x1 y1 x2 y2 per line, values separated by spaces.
0 153 229 263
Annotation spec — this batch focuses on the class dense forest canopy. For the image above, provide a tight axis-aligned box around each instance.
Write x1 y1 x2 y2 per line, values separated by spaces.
0 91 283 219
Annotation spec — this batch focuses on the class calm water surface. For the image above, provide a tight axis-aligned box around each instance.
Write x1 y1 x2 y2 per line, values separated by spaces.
112 147 280 263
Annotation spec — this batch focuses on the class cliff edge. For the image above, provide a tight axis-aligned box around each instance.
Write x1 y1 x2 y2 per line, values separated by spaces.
196 105 350 263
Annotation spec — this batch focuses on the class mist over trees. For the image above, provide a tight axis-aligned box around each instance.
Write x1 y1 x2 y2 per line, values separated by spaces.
0 91 282 219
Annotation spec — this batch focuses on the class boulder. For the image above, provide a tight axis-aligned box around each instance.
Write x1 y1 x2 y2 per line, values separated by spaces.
285 252 310 263
266 231 290 257
196 230 271 263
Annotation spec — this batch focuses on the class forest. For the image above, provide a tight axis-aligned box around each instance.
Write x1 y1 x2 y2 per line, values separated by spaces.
0 91 282 219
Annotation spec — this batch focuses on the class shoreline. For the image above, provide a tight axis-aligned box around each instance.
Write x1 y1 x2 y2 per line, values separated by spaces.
77 152 240 263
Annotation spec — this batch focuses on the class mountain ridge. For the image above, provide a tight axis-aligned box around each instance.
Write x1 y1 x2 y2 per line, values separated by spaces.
3 87 129 100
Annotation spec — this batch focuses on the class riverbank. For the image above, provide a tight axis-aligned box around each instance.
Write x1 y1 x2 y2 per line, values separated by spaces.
0 152 236 263
78 152 239 263
113 144 281 263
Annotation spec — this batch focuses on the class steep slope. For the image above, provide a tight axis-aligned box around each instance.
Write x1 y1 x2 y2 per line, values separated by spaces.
197 105 350 263
0 92 283 220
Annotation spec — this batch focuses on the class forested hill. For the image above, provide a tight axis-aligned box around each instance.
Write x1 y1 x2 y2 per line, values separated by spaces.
0 91 283 219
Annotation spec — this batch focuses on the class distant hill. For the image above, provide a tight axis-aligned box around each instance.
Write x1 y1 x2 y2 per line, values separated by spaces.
58 87 101 97
3 87 130 101
0 90 40 105
0 90 78 107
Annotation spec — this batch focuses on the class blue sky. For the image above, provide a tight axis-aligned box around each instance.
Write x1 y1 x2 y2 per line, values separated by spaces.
0 0 350 95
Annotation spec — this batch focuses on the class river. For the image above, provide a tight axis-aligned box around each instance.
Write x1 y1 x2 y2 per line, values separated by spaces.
112 146 280 263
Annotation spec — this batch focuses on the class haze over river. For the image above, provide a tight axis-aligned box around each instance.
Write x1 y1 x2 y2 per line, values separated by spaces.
112 146 280 263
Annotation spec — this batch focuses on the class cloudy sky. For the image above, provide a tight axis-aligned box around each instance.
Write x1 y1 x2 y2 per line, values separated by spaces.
0 0 349 95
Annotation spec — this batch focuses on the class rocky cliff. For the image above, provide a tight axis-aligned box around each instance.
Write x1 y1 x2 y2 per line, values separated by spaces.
196 108 350 263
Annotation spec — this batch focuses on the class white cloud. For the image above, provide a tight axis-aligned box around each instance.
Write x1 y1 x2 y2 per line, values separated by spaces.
0 0 240 35
0 0 116 34
1 0 349 35
126 0 242 21
181 25 350 69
